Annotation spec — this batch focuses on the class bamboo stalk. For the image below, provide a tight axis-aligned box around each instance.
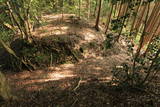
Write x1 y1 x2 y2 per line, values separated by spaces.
132 2 151 73
129 0 142 36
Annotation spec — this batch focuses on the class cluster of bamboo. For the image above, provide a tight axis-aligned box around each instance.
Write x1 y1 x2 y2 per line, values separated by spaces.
103 0 160 54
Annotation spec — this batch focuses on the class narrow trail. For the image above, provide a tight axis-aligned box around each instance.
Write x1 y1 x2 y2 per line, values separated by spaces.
8 14 130 91
5 14 133 106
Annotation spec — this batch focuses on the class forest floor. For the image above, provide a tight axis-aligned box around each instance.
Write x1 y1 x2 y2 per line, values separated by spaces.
3 14 160 107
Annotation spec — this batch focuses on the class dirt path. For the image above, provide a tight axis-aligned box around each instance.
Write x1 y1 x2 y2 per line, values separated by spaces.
4 14 145 107
8 13 130 92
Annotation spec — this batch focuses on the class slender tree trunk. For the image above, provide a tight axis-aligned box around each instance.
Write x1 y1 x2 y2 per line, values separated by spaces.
6 1 24 37
141 49 160 85
117 2 129 41
93 0 98 17
95 0 102 31
129 0 142 36
132 2 150 72
133 3 147 38
117 1 123 19
105 2 113 34
87 0 91 19
143 16 160 56
10 1 30 40
61 0 64 20
78 0 81 19
113 2 118 18
142 11 160 47
145 2 160 32
26 0 32 37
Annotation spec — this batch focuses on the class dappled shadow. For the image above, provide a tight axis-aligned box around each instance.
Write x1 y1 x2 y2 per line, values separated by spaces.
4 13 132 95
4 13 158 106
5 73 160 106
7 50 130 93
5 54 160 107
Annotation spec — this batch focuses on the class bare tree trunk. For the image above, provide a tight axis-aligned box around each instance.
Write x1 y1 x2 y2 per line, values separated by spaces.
143 16 160 56
117 1 123 19
93 0 98 17
129 0 142 36
78 0 81 19
87 0 91 19
25 0 32 39
133 3 147 38
141 3 160 47
142 11 160 48
105 2 114 34
61 0 64 20
113 2 118 18
117 2 129 41
95 0 102 31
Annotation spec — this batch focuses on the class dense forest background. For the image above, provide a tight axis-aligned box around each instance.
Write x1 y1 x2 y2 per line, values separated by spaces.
0 0 160 106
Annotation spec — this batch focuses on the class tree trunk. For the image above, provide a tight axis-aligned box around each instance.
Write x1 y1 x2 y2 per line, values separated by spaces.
129 0 142 36
117 2 129 41
133 3 147 38
95 0 102 31
117 1 123 19
93 0 98 17
132 2 150 72
87 0 91 19
105 2 114 34
143 16 160 56
78 0 81 19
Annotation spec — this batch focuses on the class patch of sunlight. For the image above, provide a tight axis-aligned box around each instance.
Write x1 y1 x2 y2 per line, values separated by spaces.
100 76 112 82
60 64 74 68
94 67 103 70
54 67 61 71
42 14 61 19
42 14 75 20
61 26 69 30
96 56 104 59
48 64 75 72
51 26 69 35
84 32 96 41
49 71 76 81
16 71 76 86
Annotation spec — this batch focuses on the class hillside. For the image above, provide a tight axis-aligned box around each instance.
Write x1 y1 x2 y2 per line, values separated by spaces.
1 14 159 107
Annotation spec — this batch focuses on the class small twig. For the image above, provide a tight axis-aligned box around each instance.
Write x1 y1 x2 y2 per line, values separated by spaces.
73 77 82 91
71 99 78 107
